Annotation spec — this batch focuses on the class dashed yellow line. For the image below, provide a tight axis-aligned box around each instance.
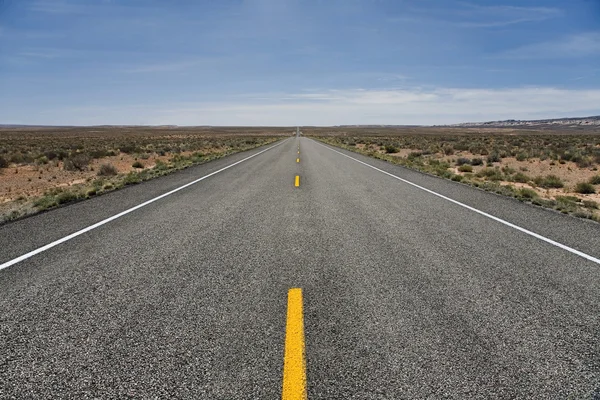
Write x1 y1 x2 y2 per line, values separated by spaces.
295 175 300 187
296 158 300 163
282 288 307 400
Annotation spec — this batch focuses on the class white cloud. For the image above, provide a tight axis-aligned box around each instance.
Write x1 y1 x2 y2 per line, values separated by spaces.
502 32 600 59
18 51 59 59
122 55 241 73
391 3 561 29
23 86 600 126
455 3 561 28
124 60 206 73
29 0 90 14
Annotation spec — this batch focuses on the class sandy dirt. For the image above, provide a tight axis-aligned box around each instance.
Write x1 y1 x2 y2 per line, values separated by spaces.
361 147 600 205
0 152 190 203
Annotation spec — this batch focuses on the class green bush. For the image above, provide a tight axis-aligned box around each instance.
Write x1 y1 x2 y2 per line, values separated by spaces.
9 153 24 164
458 165 473 173
123 172 142 185
132 161 144 169
191 152 205 162
443 146 454 156
120 145 140 154
476 168 504 181
555 196 579 212
516 152 528 161
56 191 79 204
456 157 470 166
513 172 530 183
98 163 118 176
574 182 596 194
576 157 592 168
384 145 399 154
436 170 454 179
0 156 7 168
533 175 564 188
518 188 538 199
589 175 600 185
154 160 168 171
487 152 501 164
89 149 114 159
33 195 58 210
63 153 91 171
556 195 579 204
471 158 484 166
501 166 516 175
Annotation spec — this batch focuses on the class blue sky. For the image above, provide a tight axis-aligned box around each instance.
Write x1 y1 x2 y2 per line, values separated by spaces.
1 0 600 125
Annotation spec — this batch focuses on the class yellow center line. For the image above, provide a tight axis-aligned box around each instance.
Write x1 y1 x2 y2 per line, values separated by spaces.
296 158 300 163
282 288 307 400
294 175 300 187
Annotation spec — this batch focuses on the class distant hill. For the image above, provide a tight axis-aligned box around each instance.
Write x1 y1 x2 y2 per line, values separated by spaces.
451 116 600 128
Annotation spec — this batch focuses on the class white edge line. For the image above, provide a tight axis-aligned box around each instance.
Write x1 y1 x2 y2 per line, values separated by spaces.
0 139 289 271
310 138 600 266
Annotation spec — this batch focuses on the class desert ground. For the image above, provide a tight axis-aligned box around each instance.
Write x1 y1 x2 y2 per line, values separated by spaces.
2 125 600 223
0 126 288 223
305 126 600 222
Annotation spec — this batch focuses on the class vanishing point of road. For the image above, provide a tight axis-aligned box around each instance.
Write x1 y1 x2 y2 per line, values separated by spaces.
1 137 599 399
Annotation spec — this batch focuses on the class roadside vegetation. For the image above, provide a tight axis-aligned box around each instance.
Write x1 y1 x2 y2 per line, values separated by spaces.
307 126 600 222
0 126 286 223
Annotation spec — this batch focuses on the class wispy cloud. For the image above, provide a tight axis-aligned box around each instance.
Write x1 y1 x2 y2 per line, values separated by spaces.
376 74 410 82
29 0 90 14
31 86 600 126
125 60 204 74
501 32 600 59
123 57 234 73
18 51 60 59
455 3 561 28
393 2 562 29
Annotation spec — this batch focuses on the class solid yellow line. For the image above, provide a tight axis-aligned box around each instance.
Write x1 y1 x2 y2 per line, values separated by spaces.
282 288 307 400
295 175 300 187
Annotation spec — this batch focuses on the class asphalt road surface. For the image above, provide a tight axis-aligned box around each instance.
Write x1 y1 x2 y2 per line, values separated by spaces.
1 137 599 399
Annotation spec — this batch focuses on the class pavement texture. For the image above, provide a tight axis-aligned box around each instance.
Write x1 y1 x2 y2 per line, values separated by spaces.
1 136 599 399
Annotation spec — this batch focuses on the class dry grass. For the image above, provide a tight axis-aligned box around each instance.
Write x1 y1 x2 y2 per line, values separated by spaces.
308 126 600 222
0 126 290 223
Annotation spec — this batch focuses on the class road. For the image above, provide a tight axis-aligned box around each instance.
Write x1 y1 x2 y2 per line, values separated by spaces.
1 136 599 399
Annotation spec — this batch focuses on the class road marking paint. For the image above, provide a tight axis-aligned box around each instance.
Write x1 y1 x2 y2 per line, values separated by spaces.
298 151 300 154
295 175 300 187
296 158 300 163
282 288 307 400
312 140 600 266
0 139 289 271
